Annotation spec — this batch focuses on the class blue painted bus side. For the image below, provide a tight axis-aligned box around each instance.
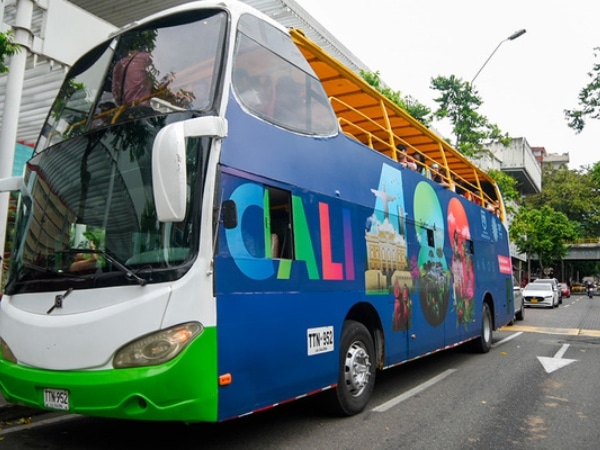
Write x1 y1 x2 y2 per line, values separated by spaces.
214 97 512 420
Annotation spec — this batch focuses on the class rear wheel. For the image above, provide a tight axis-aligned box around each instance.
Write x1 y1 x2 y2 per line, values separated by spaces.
329 320 376 416
470 302 492 353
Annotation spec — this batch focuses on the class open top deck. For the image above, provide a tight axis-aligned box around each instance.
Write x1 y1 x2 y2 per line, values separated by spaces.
291 28 503 220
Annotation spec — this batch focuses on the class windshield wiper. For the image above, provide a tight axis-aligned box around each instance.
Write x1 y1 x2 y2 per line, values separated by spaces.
63 249 146 286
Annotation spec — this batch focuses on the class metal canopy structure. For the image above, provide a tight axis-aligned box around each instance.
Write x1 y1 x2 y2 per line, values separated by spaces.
291 29 500 210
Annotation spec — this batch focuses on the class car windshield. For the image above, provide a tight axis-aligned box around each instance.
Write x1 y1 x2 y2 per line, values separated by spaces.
532 279 555 286
524 284 552 292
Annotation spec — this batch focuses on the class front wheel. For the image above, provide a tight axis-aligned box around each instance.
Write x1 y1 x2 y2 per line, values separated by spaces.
470 302 492 353
329 320 376 416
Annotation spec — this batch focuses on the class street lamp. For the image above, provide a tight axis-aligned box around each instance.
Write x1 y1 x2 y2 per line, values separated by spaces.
471 29 526 85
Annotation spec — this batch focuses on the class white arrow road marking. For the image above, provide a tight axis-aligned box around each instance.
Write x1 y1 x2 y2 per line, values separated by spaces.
537 343 577 374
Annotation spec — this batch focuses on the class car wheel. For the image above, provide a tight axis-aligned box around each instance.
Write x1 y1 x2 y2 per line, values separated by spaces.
515 301 525 321
328 320 376 416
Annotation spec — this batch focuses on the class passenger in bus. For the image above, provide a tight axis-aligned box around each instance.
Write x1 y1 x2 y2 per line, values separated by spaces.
397 145 417 170
413 152 430 177
69 241 99 272
112 49 154 107
431 163 450 188
486 200 501 217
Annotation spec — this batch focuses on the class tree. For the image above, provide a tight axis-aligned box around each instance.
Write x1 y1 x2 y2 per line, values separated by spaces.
430 75 510 157
0 30 20 73
509 205 578 274
360 70 432 126
564 47 600 133
487 168 520 201
525 166 600 238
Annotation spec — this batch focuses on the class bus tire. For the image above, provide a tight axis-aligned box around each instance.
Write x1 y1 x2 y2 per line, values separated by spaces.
470 302 492 353
330 320 376 416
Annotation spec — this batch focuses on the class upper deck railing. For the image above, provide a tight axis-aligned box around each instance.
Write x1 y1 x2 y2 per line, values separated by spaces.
290 28 504 221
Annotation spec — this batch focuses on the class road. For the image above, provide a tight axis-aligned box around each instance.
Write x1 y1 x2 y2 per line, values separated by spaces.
1 293 599 449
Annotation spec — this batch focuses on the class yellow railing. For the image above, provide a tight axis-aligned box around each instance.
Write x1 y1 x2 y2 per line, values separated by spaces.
329 96 498 214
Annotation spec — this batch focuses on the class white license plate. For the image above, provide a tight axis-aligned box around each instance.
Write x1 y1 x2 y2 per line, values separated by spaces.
44 388 69 410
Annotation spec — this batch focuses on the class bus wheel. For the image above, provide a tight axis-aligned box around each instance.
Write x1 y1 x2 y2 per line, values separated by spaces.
331 320 376 416
470 303 492 353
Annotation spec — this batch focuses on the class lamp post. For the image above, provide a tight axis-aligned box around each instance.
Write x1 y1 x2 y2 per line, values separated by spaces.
471 29 526 85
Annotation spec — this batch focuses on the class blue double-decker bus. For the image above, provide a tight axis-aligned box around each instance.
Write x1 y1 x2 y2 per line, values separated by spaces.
0 0 514 422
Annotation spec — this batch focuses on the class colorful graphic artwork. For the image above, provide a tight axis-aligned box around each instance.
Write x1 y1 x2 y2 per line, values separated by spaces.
447 197 475 329
412 182 451 327
364 164 413 331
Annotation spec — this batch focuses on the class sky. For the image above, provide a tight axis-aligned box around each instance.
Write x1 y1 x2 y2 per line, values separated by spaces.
295 0 600 170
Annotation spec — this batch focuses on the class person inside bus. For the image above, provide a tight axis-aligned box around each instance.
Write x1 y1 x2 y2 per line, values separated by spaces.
413 151 430 177
112 49 154 108
69 240 99 272
397 144 417 170
486 200 501 217
431 163 450 188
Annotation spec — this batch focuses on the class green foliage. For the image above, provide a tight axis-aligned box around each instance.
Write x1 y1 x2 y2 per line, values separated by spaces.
509 205 578 271
526 166 600 238
0 30 20 73
360 70 432 126
564 47 600 133
589 160 600 186
430 75 510 157
487 169 520 214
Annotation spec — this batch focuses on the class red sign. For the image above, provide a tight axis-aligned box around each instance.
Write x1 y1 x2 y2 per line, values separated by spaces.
498 255 512 274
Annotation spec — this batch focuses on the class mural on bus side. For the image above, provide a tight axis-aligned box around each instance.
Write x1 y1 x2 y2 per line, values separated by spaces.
365 164 475 332
364 163 412 331
447 197 475 330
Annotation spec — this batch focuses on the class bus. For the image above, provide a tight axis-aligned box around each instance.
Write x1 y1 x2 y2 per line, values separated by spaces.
0 0 514 422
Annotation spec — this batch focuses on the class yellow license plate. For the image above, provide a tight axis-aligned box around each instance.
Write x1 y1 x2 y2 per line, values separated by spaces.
530 298 538 303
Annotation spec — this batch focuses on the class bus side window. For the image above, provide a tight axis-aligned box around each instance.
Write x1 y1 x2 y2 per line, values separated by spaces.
267 186 294 260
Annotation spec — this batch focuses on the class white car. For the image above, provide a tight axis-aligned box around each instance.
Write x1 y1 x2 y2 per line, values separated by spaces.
531 278 562 304
511 275 525 323
523 282 559 308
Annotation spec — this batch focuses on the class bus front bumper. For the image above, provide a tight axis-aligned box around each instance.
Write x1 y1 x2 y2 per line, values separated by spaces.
0 328 218 422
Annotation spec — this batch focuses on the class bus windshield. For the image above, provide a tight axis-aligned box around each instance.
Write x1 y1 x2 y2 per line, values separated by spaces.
37 9 227 152
6 10 226 294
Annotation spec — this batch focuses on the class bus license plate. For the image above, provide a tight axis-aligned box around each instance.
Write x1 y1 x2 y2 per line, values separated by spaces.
44 388 69 410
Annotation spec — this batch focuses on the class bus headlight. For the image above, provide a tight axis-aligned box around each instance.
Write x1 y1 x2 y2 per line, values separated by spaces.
0 338 17 363
113 322 203 368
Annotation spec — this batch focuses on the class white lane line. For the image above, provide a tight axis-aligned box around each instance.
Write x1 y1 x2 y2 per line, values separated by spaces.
372 368 457 413
493 331 523 347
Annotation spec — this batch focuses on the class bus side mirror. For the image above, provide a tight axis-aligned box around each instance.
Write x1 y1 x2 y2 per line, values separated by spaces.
221 200 237 229
152 116 228 222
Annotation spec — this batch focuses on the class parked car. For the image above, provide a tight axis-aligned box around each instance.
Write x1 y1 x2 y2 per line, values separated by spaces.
531 278 562 304
558 282 571 298
511 275 525 323
523 282 559 308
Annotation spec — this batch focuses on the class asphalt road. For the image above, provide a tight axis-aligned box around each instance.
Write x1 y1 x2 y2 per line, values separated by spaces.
1 293 599 449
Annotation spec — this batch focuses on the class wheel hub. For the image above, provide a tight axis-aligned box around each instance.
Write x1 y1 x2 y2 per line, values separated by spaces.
344 341 372 397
